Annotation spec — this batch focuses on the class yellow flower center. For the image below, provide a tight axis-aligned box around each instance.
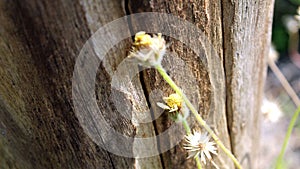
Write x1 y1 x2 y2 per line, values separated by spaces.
133 31 153 47
198 143 205 150
164 93 182 109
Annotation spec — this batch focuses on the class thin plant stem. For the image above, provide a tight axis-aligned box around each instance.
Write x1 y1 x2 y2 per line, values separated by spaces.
181 116 191 135
268 59 300 107
195 156 203 169
181 116 201 169
275 106 300 169
268 59 300 168
155 64 243 169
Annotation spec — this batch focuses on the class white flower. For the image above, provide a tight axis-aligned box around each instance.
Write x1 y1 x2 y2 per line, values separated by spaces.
268 45 279 63
128 31 166 67
261 98 283 123
184 130 217 165
284 16 299 33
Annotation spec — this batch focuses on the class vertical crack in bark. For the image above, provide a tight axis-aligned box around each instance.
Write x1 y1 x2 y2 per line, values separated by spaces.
123 1 165 169
139 70 166 169
220 0 235 163
124 0 134 35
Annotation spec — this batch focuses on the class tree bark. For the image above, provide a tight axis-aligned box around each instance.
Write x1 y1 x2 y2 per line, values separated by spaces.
0 0 274 169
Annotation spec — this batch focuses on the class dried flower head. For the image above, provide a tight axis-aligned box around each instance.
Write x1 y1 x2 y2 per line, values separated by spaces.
184 130 217 165
295 6 300 22
261 98 283 123
128 31 166 67
269 45 279 63
157 93 183 112
285 16 299 33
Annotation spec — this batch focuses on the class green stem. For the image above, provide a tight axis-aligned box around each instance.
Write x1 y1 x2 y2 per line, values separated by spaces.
180 114 201 169
268 59 300 107
195 156 203 169
275 106 300 169
155 64 243 169
181 116 191 135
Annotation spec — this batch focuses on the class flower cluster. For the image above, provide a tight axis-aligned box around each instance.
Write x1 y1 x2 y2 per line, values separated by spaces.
156 93 218 165
128 31 166 67
128 30 239 169
184 130 217 165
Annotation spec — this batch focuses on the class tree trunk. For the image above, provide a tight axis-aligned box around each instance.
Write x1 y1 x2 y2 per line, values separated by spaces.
0 0 274 169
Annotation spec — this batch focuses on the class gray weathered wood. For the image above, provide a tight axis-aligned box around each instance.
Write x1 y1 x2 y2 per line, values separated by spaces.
222 0 275 168
0 0 274 169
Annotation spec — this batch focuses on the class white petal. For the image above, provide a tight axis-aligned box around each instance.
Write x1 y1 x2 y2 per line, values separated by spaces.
200 151 206 165
210 150 217 155
156 102 170 110
162 97 169 102
168 107 178 112
203 149 212 161
206 142 216 146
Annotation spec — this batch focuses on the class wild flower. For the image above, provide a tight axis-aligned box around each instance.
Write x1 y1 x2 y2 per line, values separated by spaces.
128 30 242 169
184 130 218 165
261 98 283 123
157 93 183 112
128 31 166 67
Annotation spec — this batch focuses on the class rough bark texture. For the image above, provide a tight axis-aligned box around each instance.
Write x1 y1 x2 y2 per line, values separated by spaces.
222 1 275 168
0 0 274 169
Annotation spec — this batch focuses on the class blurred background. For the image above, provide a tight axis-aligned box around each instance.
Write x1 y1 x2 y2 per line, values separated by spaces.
260 0 300 168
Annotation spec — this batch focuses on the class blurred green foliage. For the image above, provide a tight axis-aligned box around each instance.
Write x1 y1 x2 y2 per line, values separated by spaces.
272 0 299 53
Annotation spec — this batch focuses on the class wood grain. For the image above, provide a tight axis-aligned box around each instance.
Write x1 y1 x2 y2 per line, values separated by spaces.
0 0 274 169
